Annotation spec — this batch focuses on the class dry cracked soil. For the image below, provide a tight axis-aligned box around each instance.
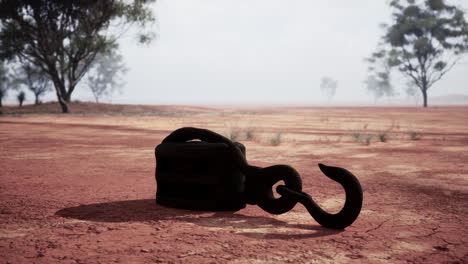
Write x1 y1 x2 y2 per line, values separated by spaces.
0 104 467 263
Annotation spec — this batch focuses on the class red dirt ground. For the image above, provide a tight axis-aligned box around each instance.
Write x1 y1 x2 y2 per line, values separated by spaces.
1 103 467 263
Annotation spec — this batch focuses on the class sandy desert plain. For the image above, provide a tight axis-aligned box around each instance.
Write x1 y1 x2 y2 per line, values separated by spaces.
0 103 467 264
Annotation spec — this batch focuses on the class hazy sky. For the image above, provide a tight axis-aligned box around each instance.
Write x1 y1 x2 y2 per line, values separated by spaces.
38 0 468 105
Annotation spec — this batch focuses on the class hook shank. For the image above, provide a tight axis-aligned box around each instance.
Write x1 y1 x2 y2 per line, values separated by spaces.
277 163 363 229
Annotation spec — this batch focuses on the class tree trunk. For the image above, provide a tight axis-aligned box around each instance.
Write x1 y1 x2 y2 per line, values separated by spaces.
64 83 76 103
0 99 2 108
51 78 70 113
58 99 69 113
56 90 70 113
64 93 71 103
420 74 429 108
35 94 40 105
422 89 428 108
93 93 99 103
50 74 71 113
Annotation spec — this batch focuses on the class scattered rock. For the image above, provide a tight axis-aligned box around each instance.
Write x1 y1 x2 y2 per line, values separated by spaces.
87 225 105 234
433 246 449 251
346 254 365 259
1 209 13 214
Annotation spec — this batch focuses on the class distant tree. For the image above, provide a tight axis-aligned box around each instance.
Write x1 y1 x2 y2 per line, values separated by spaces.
17 91 26 107
0 0 156 113
19 63 52 105
0 63 8 108
0 61 20 107
85 51 128 103
320 77 338 103
0 89 4 107
405 81 421 104
365 68 396 103
367 0 468 107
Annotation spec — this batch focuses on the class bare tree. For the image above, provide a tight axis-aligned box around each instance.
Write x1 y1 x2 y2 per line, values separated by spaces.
405 81 421 104
0 62 8 108
85 51 128 103
365 68 396 103
0 60 20 107
19 63 52 105
320 77 338 103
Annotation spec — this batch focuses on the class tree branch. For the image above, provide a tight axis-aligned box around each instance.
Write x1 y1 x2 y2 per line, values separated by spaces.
427 56 461 88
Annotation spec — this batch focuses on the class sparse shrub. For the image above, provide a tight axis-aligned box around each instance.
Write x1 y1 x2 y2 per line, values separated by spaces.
377 132 388 142
17 91 26 107
350 130 379 146
408 131 421 140
364 134 374 145
318 135 331 143
244 129 254 141
226 127 255 141
270 133 282 146
351 131 361 142
320 116 329 122
228 130 239 141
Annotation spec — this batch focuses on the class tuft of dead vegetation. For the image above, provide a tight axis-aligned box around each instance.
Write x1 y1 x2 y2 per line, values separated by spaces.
377 131 389 142
270 133 282 146
228 130 239 141
408 130 421 140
